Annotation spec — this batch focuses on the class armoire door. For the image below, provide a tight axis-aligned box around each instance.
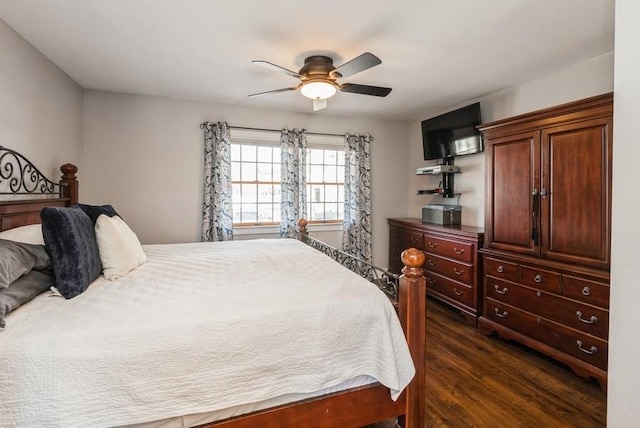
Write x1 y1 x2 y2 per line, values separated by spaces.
540 117 613 269
485 130 540 256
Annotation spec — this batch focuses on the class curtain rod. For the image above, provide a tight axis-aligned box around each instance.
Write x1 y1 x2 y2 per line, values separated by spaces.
229 125 344 138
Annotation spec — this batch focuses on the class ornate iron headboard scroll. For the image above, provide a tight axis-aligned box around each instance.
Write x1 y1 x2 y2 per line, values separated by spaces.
297 219 400 302
0 146 64 196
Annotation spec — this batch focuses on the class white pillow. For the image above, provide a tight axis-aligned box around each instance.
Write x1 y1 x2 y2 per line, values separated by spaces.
0 224 45 245
95 215 146 280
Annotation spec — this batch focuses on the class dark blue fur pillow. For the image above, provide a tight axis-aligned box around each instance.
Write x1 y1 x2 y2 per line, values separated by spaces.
41 207 102 299
71 203 120 225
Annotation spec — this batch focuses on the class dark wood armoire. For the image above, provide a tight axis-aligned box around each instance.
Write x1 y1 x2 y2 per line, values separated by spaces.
477 93 613 391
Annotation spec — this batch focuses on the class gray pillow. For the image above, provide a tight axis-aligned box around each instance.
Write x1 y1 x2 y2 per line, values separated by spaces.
0 239 51 289
0 270 54 328
41 206 102 299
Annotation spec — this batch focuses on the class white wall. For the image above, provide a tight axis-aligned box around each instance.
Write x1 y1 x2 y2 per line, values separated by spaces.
82 90 410 267
608 0 640 425
0 19 83 179
406 52 614 227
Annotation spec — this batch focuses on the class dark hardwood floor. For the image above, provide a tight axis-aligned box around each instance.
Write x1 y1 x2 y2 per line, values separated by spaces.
424 297 607 427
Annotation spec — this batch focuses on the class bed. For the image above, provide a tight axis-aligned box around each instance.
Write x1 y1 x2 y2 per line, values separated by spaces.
0 146 426 428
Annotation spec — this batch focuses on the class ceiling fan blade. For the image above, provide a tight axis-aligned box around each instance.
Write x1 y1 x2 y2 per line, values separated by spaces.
313 98 327 111
332 52 381 78
339 83 392 97
247 86 299 97
252 60 302 79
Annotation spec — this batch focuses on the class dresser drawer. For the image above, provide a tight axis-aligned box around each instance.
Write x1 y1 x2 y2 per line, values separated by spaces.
485 299 608 370
424 235 474 263
563 275 610 309
485 257 518 282
426 272 473 307
520 265 561 294
424 254 473 285
486 279 608 339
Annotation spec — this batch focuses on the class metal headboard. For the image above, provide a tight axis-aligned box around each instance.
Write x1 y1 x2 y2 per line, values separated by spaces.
0 146 65 196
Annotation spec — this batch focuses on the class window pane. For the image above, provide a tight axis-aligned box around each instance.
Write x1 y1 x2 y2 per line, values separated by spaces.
241 183 257 203
324 204 339 220
241 204 258 223
336 150 345 165
258 204 276 222
257 183 272 203
325 185 338 202
257 146 272 163
272 207 281 222
338 185 344 203
241 145 257 162
231 162 241 181
273 185 281 203
232 183 241 201
272 164 281 182
324 165 337 183
325 150 338 165
310 185 324 203
309 165 323 182
231 144 241 161
337 165 345 182
241 162 257 181
257 163 272 181
232 203 241 223
308 149 323 164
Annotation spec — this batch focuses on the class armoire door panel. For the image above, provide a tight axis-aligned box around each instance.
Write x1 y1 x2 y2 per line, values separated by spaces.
541 117 612 268
487 131 539 255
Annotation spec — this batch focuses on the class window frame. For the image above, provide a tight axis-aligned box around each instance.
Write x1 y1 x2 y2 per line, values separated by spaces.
230 129 345 230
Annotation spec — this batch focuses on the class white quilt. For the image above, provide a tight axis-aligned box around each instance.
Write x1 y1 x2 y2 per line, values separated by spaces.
0 239 414 428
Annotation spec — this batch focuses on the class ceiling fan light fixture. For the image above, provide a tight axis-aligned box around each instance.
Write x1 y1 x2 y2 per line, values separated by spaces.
300 80 337 100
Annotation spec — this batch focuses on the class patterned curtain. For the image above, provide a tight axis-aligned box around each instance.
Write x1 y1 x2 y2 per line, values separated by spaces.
342 133 373 262
201 121 234 241
280 128 307 238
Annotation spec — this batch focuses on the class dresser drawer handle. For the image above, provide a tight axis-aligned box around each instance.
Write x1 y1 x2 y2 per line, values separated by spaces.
410 237 419 244
576 340 598 355
453 248 465 255
453 267 464 275
534 275 542 283
494 285 508 295
427 260 437 267
497 265 504 273
427 241 437 248
427 277 437 285
576 311 598 324
582 286 591 296
494 308 508 318
454 288 464 296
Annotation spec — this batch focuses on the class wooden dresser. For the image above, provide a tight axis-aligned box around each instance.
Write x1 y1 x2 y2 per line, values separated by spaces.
477 93 612 390
388 218 484 325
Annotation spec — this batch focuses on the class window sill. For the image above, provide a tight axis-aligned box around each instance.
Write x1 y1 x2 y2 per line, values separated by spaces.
233 222 343 236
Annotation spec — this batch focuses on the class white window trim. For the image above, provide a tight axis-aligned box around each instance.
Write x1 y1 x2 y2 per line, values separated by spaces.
230 129 345 234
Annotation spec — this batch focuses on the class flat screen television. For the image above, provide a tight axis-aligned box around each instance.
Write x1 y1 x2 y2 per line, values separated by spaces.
421 102 483 161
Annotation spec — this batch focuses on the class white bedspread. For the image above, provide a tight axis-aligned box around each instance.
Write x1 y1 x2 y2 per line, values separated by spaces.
0 239 414 428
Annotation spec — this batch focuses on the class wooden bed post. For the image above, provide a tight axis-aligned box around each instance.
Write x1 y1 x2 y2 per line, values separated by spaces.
297 218 308 241
398 248 426 428
60 163 78 205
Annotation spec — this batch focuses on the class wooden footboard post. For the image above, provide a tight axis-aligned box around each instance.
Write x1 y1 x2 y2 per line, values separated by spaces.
59 163 78 205
398 248 426 428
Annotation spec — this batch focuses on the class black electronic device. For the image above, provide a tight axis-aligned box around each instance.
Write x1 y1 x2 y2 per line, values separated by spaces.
421 102 483 161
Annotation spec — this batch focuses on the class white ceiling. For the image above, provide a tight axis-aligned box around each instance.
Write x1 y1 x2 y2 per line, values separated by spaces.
0 0 614 122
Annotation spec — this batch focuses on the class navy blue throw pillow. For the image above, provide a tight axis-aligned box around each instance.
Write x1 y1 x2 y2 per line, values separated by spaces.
41 207 102 299
71 203 120 225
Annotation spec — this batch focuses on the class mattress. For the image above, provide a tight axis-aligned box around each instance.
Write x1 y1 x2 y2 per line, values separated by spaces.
0 238 414 427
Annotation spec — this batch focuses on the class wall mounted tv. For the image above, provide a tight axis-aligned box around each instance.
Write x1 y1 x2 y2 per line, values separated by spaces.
421 102 483 161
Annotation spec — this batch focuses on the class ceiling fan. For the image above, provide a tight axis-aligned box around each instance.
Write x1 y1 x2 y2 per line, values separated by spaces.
248 52 392 111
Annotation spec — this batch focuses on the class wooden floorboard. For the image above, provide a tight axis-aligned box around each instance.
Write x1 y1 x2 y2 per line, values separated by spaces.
424 297 607 427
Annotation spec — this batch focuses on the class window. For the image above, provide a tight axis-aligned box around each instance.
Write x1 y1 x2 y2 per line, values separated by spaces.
306 148 344 222
230 131 344 226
